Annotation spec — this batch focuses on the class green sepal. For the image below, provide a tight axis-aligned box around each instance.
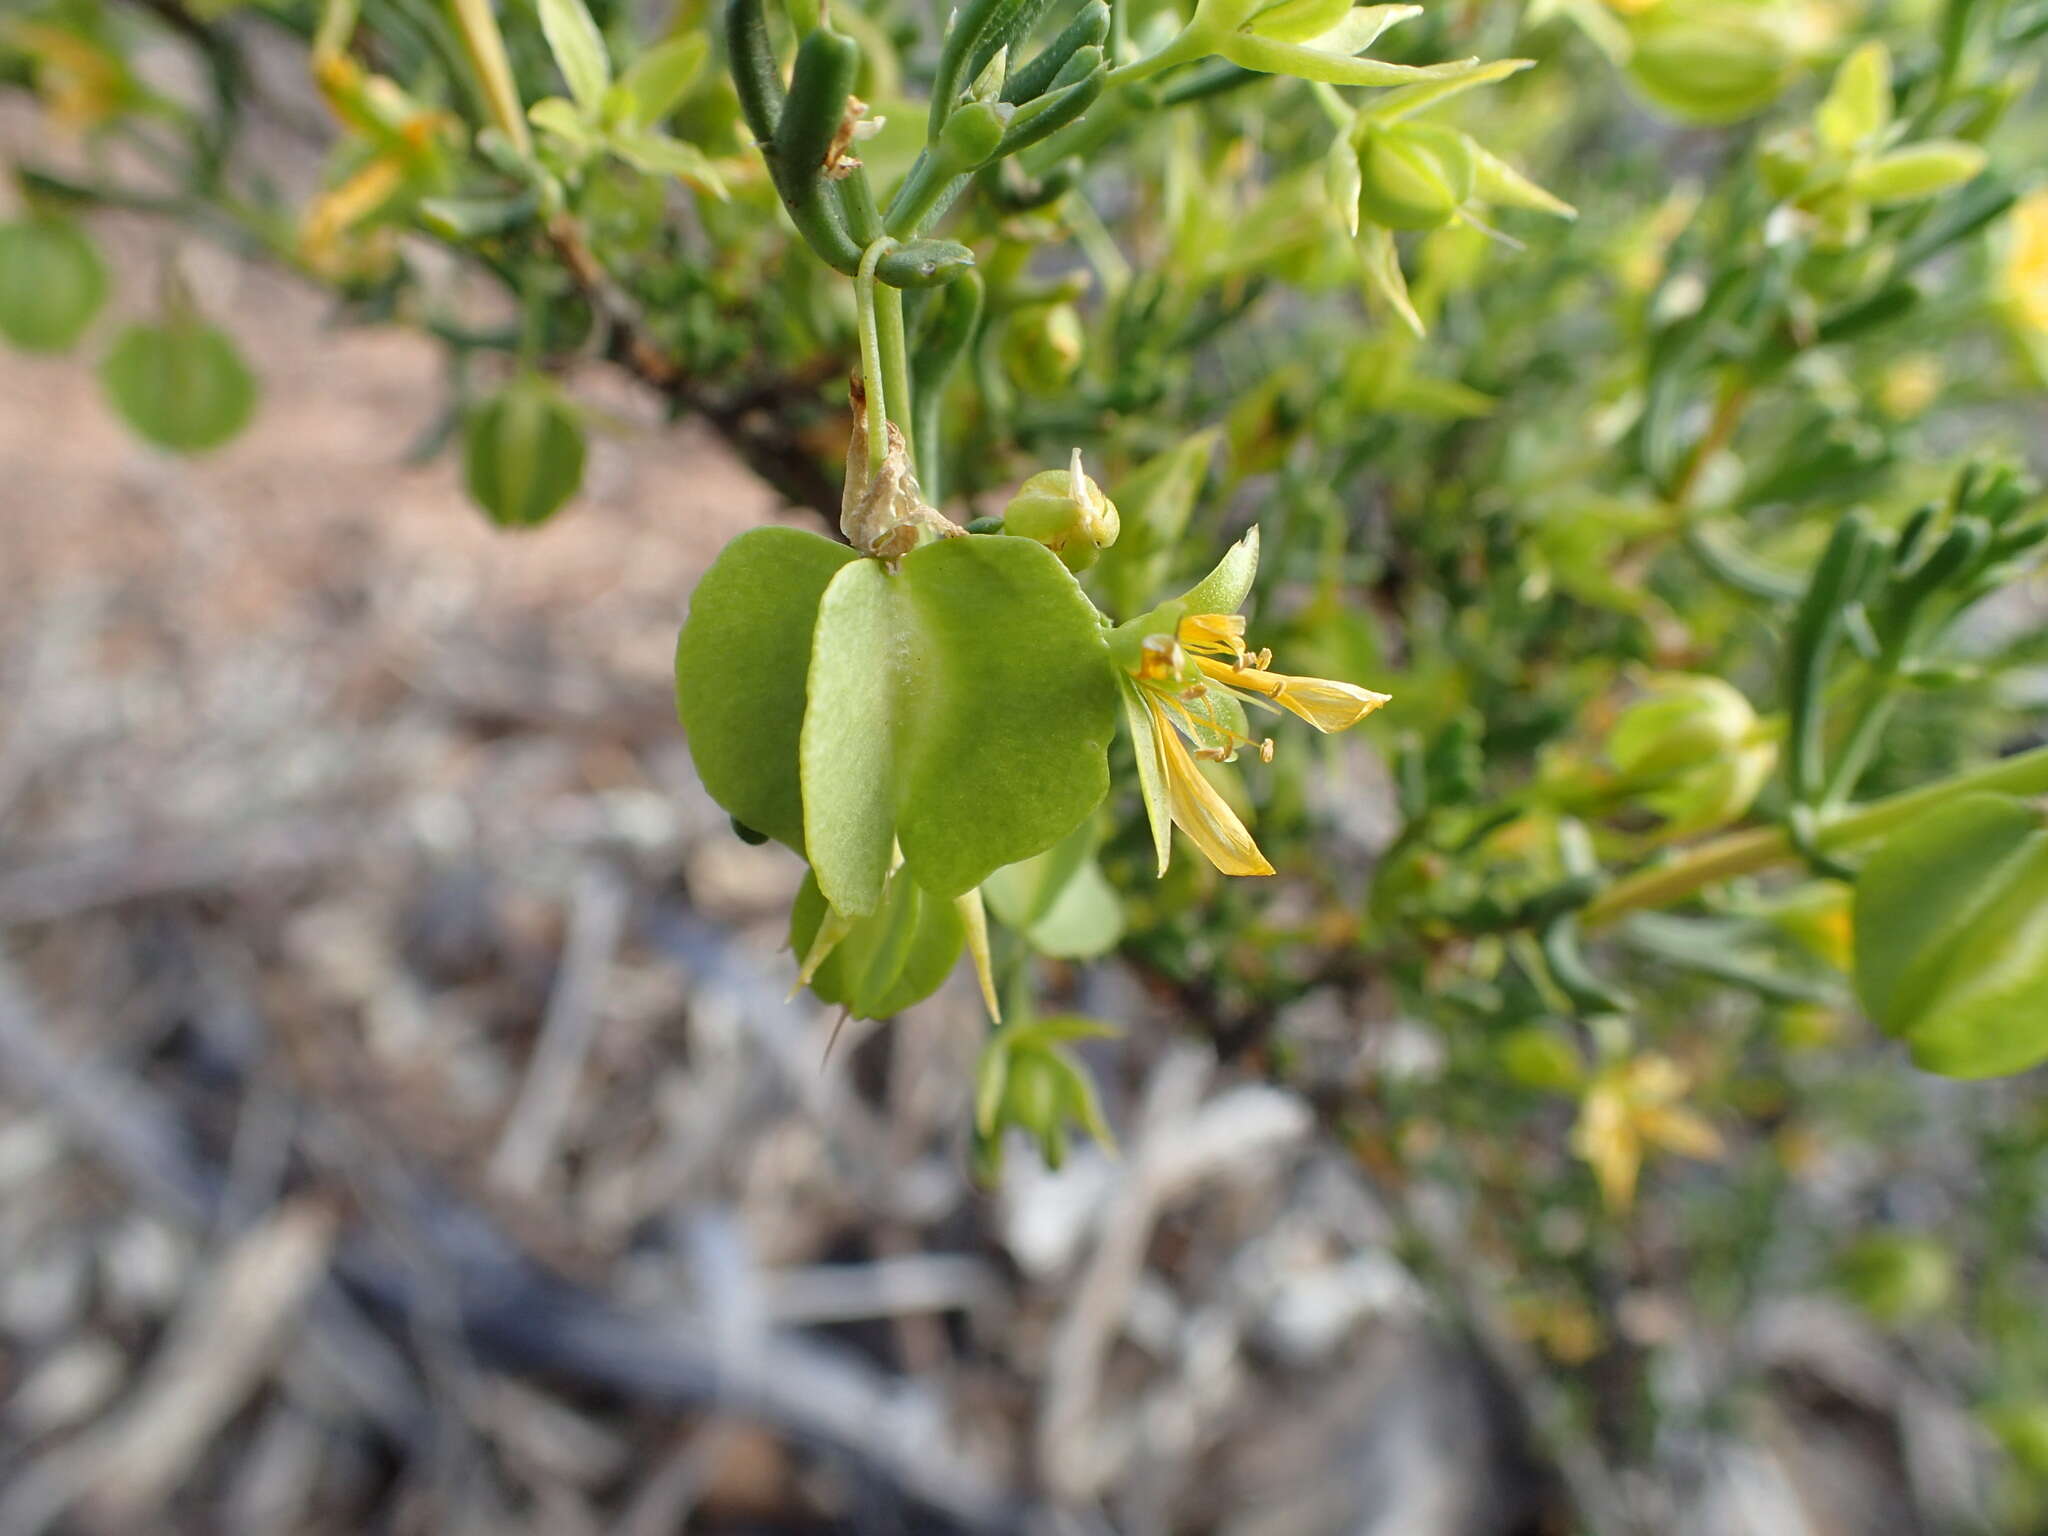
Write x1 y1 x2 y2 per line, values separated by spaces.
789 869 966 1018
1177 524 1261 614
1118 673 1174 877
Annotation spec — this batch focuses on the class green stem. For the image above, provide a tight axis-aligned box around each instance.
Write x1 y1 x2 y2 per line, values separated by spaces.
1581 742 2048 927
1101 25 1212 87
1819 676 1900 811
1309 79 1352 131
879 282 915 468
856 240 893 477
884 150 961 241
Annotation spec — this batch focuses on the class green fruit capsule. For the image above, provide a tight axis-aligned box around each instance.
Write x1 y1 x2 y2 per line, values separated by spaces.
1002 448 1120 571
99 319 257 454
1001 300 1085 393
1624 3 1797 126
1354 122 1475 232
0 215 109 353
1853 793 2048 1079
464 374 586 528
1605 674 1775 835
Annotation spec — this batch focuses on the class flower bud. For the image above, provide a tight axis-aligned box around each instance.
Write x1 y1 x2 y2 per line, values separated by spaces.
1605 674 1775 834
1353 121 1475 232
973 1015 1116 1174
1003 448 1121 571
1624 3 1799 126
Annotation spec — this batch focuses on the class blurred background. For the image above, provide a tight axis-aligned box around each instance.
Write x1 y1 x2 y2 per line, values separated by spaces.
4 9 2048 1534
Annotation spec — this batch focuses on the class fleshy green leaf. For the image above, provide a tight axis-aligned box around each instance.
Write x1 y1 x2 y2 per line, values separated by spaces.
676 526 859 853
0 216 108 353
1853 793 2048 1077
537 0 611 116
802 538 1117 915
99 320 256 454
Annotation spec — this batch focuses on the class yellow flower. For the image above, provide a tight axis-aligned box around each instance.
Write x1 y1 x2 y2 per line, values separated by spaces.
1125 611 1389 876
2003 186 2048 337
1571 1053 1723 1210
10 21 130 131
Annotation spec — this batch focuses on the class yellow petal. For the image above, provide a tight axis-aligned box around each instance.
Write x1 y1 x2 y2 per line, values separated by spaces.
1573 1084 1641 1210
1153 699 1274 876
1198 658 1391 732
1636 1105 1724 1162
1177 611 1249 661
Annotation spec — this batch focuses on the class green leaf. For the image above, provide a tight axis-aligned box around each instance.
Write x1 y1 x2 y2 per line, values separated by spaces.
99 320 256 454
537 0 611 116
801 538 1117 915
1816 41 1891 154
1366 56 1531 122
789 870 966 1018
617 33 708 126
463 375 586 527
607 130 729 194
0 216 108 354
529 95 601 147
1177 524 1261 614
417 192 541 238
1853 793 2048 1077
676 526 858 855
1849 141 1988 206
1218 32 1481 88
1244 0 1388 45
